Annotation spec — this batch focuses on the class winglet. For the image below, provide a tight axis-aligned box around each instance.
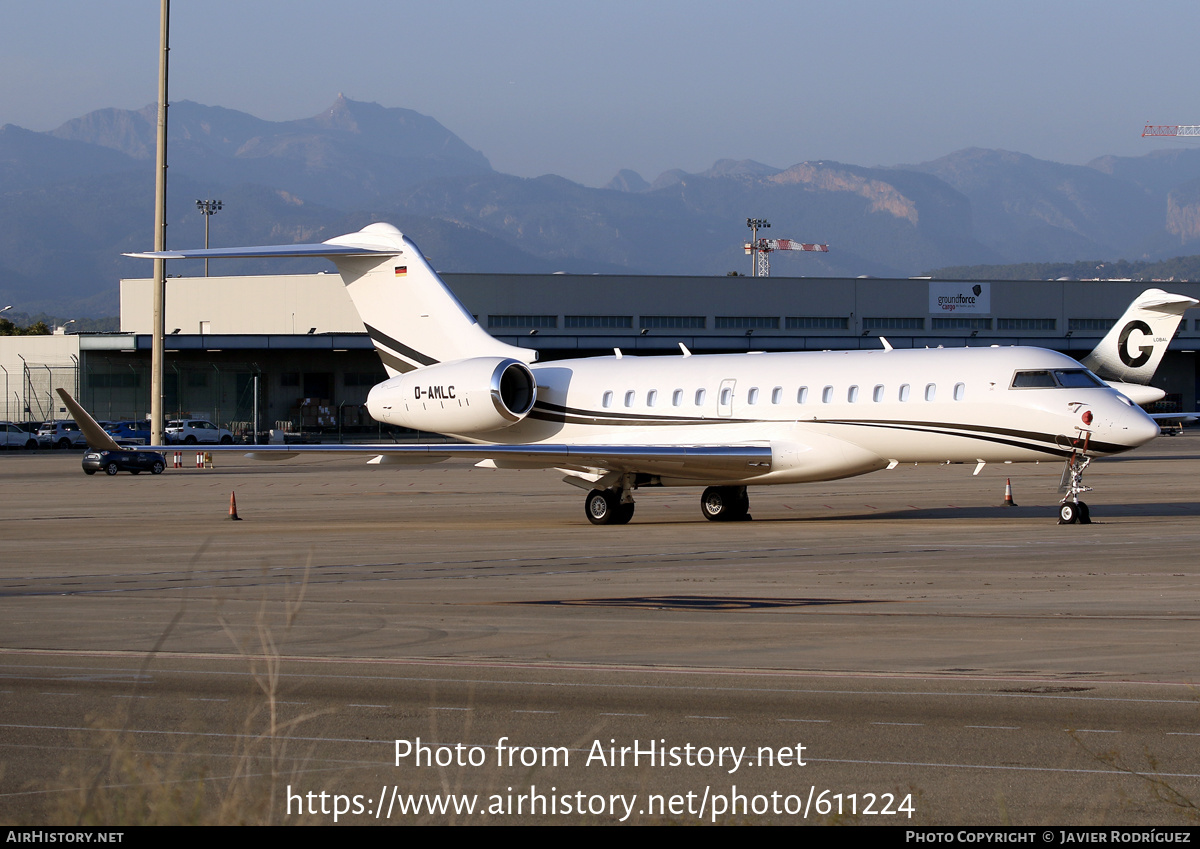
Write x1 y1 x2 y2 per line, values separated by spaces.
55 389 122 452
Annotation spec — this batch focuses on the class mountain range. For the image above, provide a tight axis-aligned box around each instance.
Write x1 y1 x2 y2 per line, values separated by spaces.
4 95 1200 315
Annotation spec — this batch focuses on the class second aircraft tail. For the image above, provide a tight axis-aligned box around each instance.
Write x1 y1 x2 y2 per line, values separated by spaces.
1080 288 1196 385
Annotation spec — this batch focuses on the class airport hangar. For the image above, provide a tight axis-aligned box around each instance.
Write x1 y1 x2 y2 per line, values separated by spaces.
2 271 1197 432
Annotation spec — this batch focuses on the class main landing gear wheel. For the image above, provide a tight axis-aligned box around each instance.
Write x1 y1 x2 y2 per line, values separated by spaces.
700 486 751 522
585 489 635 525
1058 501 1091 525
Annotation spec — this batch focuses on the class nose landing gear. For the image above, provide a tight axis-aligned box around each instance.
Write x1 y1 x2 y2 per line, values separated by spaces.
1058 453 1092 525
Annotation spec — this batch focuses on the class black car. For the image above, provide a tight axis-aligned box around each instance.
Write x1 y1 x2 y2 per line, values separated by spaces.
82 449 167 476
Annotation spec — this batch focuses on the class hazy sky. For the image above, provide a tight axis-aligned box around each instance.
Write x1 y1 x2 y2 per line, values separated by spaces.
3 0 1199 186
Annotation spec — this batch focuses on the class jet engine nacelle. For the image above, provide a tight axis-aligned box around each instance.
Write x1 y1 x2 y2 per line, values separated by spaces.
366 357 537 434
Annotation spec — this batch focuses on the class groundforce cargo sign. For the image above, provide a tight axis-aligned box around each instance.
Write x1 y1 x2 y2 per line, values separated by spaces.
929 282 990 315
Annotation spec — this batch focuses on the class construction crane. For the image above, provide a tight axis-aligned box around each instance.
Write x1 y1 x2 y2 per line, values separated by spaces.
744 235 829 279
1142 124 1200 138
744 238 829 277
743 218 828 277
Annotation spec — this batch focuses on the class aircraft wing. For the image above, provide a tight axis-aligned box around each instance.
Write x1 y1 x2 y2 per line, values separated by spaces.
56 389 122 451
57 386 769 478
174 442 773 479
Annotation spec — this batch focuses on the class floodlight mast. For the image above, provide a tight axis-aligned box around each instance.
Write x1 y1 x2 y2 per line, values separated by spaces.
196 199 223 277
746 218 770 277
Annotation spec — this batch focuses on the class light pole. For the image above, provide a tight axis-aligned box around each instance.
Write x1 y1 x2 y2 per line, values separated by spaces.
746 218 769 277
150 0 169 448
196 199 223 277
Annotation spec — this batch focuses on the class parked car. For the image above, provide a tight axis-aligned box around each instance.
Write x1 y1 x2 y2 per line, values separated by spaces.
1 422 38 450
164 419 235 444
105 421 152 445
37 420 88 449
82 449 167 476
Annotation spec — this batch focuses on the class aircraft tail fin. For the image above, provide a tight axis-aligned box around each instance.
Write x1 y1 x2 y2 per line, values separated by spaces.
56 389 122 452
323 225 534 375
1079 288 1196 384
126 223 534 376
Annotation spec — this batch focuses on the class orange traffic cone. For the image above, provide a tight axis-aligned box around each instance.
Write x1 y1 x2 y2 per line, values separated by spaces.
229 491 243 521
1002 478 1017 507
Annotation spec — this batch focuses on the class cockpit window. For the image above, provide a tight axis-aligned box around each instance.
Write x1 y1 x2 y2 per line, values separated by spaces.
1011 369 1104 389
1011 370 1057 388
1052 369 1104 388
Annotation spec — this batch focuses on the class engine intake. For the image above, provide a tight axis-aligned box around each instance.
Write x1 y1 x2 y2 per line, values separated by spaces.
367 357 536 434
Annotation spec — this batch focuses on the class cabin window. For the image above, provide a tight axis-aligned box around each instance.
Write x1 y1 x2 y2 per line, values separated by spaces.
771 387 782 404
822 386 834 404
720 387 732 406
748 387 759 404
953 382 965 401
647 389 658 407
925 383 936 401
797 386 808 404
873 384 884 402
602 391 613 408
672 389 683 406
624 390 635 407
847 385 859 402
695 389 706 406
899 384 910 402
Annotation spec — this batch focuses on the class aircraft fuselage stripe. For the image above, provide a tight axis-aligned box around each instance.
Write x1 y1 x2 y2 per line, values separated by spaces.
364 323 438 368
525 402 1115 457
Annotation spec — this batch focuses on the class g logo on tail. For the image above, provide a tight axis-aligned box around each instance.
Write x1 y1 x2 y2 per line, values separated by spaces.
1117 319 1153 368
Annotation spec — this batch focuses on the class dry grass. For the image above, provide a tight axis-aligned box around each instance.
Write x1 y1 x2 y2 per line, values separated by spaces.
53 548 321 825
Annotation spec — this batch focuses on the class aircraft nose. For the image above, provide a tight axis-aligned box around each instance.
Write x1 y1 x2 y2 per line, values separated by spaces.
1110 403 1159 448
1127 408 1160 446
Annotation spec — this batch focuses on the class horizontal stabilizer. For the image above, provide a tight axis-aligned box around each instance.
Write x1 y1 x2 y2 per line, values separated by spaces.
125 226 407 261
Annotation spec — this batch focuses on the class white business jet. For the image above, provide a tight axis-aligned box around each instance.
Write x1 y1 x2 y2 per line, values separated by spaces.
121 223 1168 526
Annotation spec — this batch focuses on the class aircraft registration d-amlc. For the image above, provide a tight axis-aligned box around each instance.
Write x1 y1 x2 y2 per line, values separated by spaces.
119 223 1191 526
